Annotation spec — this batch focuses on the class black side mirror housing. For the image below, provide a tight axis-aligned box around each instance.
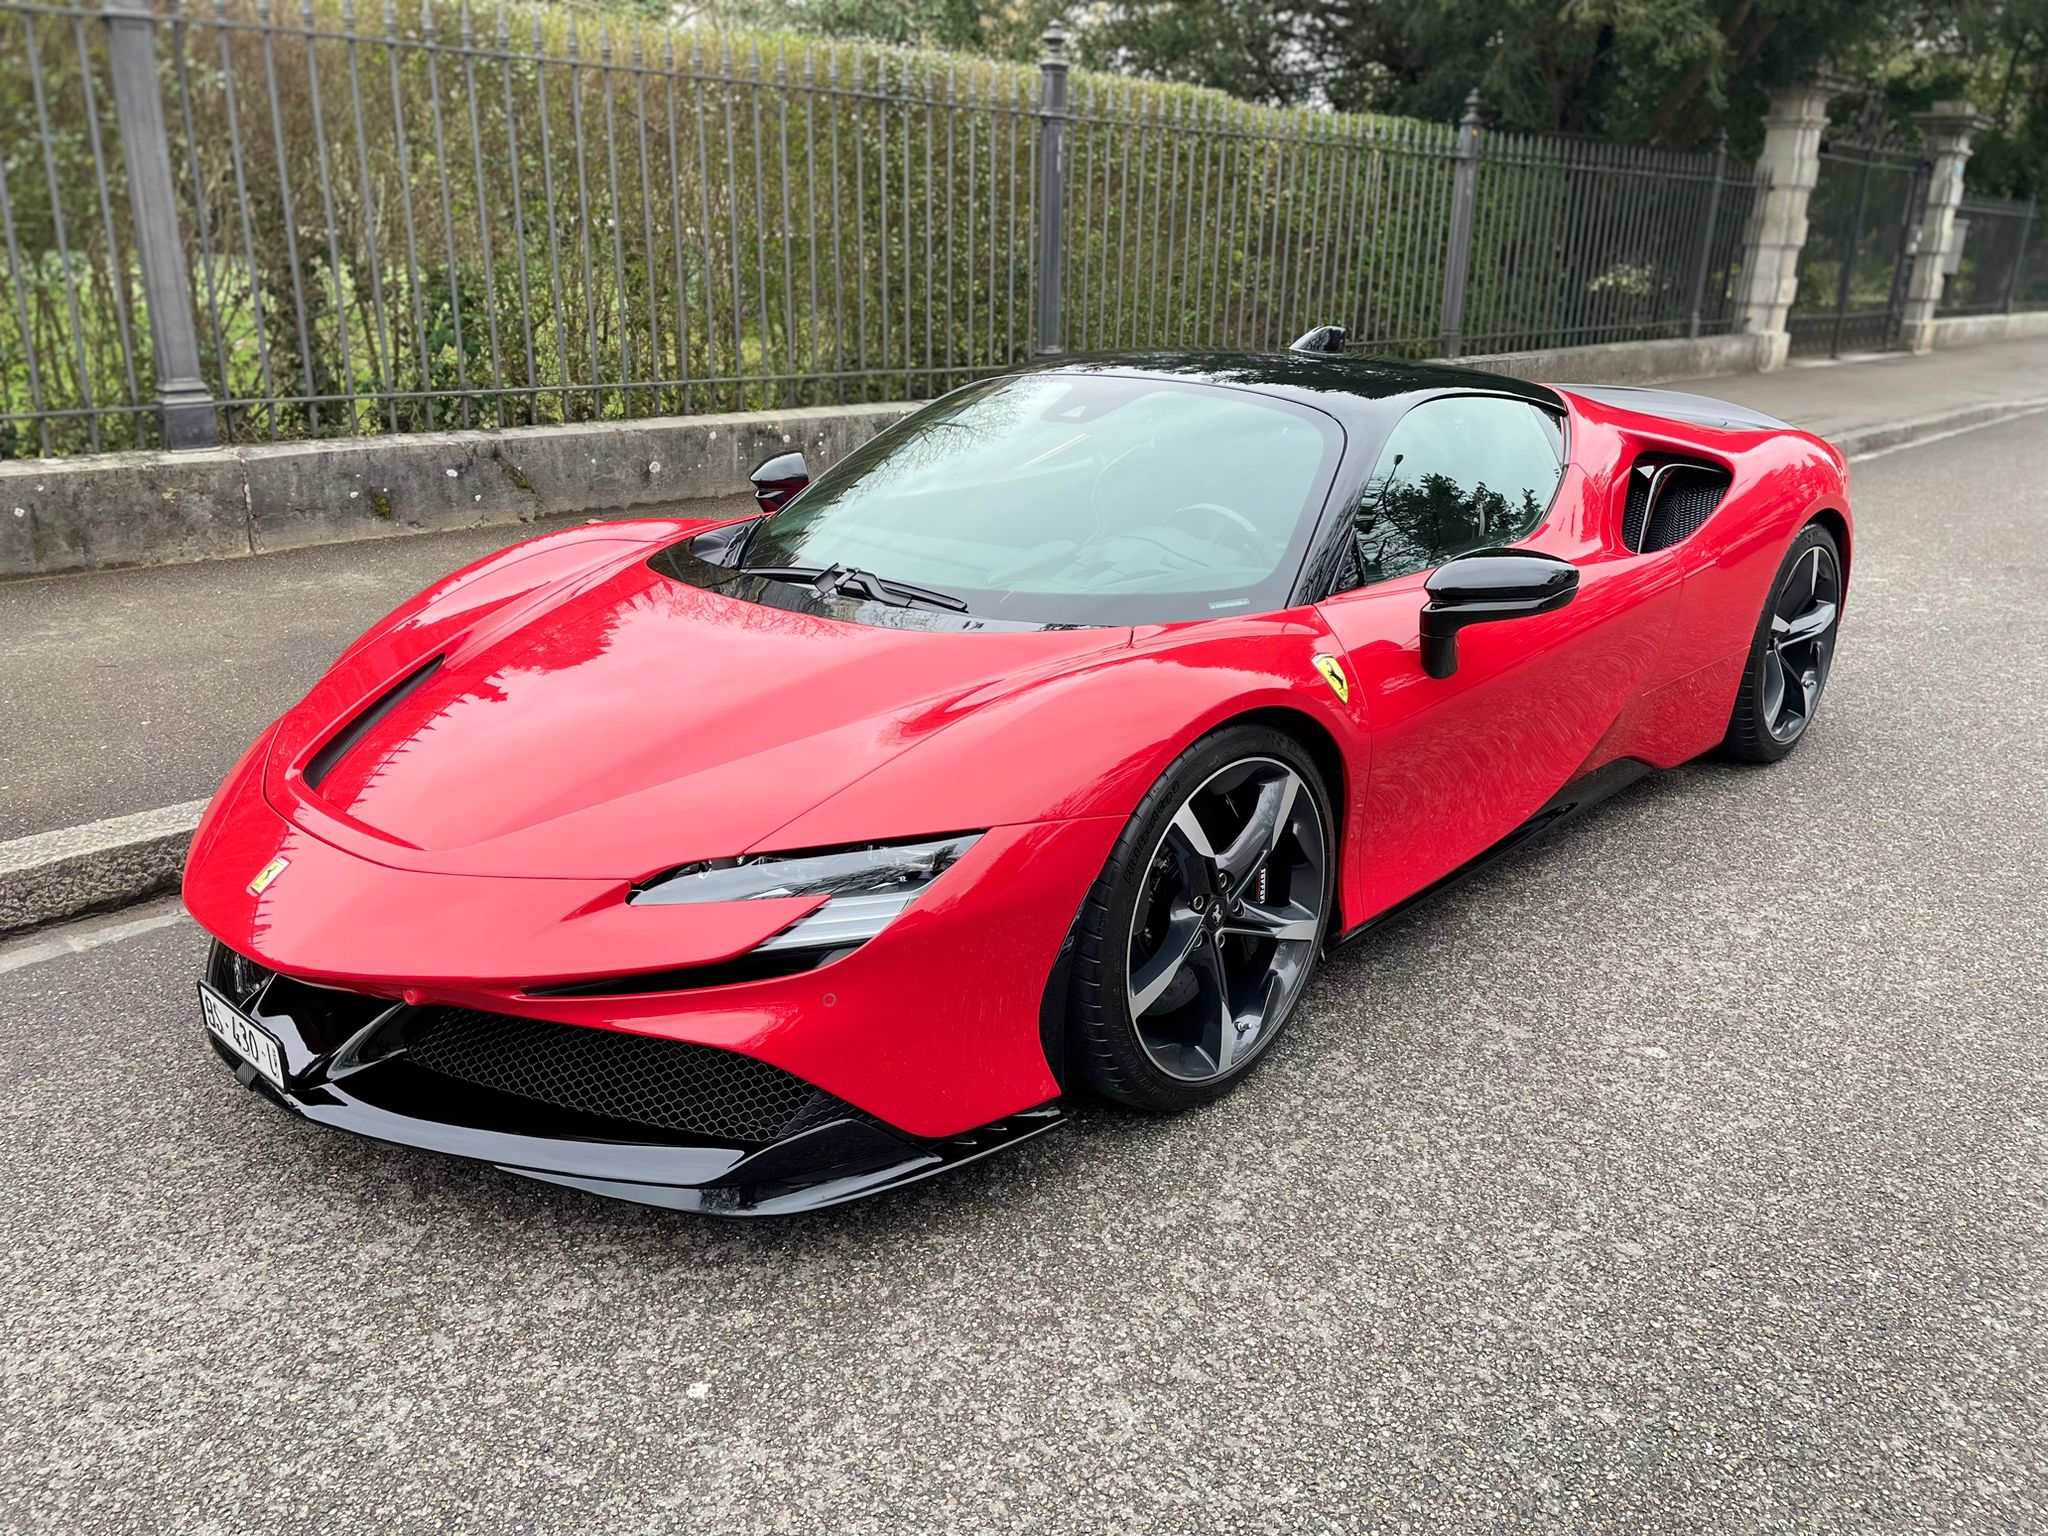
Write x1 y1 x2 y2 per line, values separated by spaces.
1419 549 1579 678
749 450 810 514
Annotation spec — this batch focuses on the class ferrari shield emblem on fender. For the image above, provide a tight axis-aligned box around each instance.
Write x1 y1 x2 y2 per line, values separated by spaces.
247 856 290 896
1313 654 1350 703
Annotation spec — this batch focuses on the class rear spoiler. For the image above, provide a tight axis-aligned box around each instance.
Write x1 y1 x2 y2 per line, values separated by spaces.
1563 384 1793 433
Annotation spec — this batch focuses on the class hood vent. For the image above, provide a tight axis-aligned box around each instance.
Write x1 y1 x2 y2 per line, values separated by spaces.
303 656 444 791
1622 457 1731 554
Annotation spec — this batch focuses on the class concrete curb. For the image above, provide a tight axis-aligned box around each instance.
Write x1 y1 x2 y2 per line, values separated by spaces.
1467 332 1776 387
1 401 916 580
1930 311 2048 350
0 800 206 937
6 387 2046 942
1830 395 2048 459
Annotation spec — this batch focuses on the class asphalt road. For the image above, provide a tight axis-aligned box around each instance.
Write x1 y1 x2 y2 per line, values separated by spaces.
1 416 2043 1534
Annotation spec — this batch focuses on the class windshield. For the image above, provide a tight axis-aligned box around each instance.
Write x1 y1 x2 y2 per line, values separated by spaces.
740 373 1344 624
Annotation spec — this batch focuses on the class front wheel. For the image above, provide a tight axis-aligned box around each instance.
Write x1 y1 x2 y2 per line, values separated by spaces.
1065 725 1334 1113
1722 524 1843 764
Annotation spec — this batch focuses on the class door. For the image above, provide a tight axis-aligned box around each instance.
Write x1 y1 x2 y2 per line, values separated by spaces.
1313 394 1676 918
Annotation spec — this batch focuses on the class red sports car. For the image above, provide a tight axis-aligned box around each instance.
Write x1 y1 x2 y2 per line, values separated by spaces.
185 349 1851 1214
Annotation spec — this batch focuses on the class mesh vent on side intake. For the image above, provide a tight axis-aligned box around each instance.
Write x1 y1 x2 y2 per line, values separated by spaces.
1621 458 1731 554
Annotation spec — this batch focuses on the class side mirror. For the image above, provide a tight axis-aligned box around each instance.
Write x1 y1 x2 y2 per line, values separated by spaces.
749 450 809 514
1419 549 1578 678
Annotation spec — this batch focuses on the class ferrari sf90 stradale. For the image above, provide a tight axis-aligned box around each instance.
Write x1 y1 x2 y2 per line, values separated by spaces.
185 338 1851 1214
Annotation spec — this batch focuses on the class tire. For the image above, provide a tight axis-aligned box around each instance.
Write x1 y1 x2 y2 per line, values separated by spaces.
1721 522 1843 764
1066 724 1335 1113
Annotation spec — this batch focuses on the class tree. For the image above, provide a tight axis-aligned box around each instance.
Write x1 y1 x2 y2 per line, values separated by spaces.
698 0 2045 192
697 0 1064 59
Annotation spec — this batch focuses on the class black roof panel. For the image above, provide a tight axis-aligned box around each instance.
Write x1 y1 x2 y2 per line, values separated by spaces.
1012 351 1564 423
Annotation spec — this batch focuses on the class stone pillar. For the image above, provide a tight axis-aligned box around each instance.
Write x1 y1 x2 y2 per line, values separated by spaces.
1734 73 1848 372
1898 101 1990 354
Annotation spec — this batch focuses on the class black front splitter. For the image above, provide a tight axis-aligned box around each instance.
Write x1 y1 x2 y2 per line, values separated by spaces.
215 1042 1064 1218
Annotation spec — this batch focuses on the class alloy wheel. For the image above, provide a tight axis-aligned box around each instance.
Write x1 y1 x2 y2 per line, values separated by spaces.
1125 757 1328 1083
1763 542 1840 743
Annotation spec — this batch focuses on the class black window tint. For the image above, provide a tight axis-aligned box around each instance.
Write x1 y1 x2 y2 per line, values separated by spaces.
1347 397 1564 587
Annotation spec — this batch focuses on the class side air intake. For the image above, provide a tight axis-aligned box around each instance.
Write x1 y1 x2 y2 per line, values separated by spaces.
1622 457 1731 554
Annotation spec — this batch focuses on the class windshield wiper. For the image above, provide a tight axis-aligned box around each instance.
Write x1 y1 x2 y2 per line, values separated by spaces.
738 562 969 613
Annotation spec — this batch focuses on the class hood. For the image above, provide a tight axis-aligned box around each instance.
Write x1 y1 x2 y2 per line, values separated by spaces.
263 553 1130 879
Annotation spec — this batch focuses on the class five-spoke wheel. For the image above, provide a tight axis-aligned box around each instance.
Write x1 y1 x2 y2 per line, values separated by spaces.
1067 727 1332 1111
1761 540 1840 743
1725 522 1844 762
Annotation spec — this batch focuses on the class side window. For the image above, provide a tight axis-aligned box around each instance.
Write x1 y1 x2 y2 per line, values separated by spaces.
1347 397 1564 587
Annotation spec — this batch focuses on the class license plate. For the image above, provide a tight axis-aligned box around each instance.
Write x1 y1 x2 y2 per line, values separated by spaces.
199 982 286 1090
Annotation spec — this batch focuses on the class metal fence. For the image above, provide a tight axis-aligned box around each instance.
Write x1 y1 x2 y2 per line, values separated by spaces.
3 0 1766 458
1787 136 1928 359
1938 192 2040 316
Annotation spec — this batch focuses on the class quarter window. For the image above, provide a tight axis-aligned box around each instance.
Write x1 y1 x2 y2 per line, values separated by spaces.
1347 396 1564 587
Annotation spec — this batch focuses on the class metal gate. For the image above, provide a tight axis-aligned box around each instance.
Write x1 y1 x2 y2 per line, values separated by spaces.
1787 138 1928 358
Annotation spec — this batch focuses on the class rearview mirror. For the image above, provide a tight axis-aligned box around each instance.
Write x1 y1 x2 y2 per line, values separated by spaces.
1419 549 1578 678
749 450 809 514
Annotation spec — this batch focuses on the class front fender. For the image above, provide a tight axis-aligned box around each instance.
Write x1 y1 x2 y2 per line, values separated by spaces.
764 611 1365 848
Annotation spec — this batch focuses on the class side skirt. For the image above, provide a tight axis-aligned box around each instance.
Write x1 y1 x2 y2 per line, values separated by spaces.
1332 758 1653 948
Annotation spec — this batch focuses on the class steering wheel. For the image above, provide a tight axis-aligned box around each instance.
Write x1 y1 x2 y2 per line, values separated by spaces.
1165 502 1267 563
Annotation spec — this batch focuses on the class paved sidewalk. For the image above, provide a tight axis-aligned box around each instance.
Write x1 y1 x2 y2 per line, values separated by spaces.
1665 335 2048 442
3 336 2047 845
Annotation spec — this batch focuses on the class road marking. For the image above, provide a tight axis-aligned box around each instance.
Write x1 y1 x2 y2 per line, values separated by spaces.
1849 401 2048 462
0 901 192 976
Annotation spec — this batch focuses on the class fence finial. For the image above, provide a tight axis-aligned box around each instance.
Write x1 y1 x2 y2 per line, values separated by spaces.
1041 23 1068 63
1460 88 1484 128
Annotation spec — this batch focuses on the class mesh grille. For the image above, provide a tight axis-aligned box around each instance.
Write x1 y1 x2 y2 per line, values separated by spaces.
1623 460 1729 552
1622 472 1655 550
1643 474 1726 551
405 1007 849 1142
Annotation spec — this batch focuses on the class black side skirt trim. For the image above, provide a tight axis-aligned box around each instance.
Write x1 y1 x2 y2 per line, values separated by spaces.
1333 758 1652 948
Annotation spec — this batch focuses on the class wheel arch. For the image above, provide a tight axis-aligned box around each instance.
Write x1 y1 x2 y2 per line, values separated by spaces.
1808 504 1851 591
1220 703 1350 936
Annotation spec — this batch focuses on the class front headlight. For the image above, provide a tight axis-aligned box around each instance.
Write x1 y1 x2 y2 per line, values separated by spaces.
632 833 982 952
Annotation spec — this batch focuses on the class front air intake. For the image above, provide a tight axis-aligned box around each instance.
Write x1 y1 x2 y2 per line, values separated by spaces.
403 1007 861 1143
1621 458 1731 554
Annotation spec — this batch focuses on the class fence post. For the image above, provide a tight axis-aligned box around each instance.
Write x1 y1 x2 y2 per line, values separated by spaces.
1685 130 1729 339
1437 90 1482 359
102 0 218 449
1034 25 1069 356
2006 195 2037 314
1733 72 1844 371
1898 100 1988 354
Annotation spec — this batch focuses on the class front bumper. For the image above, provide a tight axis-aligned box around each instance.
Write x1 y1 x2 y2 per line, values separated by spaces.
202 944 1063 1215
184 740 1122 1139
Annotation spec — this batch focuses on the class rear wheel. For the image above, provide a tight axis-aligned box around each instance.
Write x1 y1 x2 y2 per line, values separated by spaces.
1066 725 1333 1112
1722 524 1842 764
